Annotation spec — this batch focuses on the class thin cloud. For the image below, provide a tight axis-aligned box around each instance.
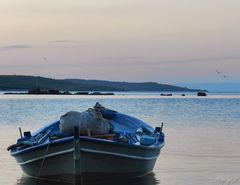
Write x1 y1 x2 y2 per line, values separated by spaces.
105 56 144 60
171 55 240 64
49 39 74 43
0 44 32 51
103 54 240 66
48 39 101 45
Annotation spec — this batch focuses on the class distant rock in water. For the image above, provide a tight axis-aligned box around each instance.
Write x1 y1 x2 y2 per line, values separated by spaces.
27 88 114 95
28 87 43 94
4 88 115 96
62 91 72 95
90 92 114 95
4 92 27 95
197 92 207 96
74 92 89 95
160 93 172 96
28 88 61 95
48 89 60 94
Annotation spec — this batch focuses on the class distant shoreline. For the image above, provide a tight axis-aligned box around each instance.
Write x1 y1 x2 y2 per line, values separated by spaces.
0 75 204 92
3 90 115 96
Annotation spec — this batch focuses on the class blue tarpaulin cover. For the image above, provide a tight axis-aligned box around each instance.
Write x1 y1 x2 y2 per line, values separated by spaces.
100 109 154 134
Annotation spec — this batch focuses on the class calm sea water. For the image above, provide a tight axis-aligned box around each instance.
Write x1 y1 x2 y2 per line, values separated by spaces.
0 93 239 185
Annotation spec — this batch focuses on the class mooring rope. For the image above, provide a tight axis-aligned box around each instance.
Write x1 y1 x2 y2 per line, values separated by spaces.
36 141 51 184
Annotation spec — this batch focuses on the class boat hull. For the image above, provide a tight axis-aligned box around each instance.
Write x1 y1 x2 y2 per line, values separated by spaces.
11 137 163 182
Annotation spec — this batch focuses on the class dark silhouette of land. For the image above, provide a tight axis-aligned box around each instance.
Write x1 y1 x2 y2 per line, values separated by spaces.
0 75 202 92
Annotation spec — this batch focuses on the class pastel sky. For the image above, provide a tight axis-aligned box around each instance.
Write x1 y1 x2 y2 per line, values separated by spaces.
0 0 240 83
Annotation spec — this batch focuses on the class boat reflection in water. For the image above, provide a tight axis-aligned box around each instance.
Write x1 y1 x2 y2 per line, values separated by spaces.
16 172 160 185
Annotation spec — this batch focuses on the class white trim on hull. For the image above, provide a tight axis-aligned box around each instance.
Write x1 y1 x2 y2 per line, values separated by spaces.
81 148 159 160
17 148 74 165
17 147 159 165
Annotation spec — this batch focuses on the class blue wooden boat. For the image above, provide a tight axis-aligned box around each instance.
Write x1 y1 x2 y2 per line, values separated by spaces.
8 104 164 183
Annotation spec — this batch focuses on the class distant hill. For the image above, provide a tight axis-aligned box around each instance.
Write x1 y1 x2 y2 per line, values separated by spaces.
65 79 199 92
0 75 200 92
0 75 121 91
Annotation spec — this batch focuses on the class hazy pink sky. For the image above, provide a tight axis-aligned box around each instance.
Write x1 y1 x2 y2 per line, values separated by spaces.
0 0 240 83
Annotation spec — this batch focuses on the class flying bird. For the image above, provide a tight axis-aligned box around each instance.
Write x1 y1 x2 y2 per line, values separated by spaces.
216 70 221 74
216 70 229 79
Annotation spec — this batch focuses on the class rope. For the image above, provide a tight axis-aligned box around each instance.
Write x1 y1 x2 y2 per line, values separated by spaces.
36 141 51 184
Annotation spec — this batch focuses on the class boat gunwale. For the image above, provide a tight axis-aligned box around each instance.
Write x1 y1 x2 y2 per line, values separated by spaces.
16 146 161 166
10 135 164 157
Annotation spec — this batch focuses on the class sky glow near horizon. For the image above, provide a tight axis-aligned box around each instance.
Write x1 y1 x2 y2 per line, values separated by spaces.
0 0 240 83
